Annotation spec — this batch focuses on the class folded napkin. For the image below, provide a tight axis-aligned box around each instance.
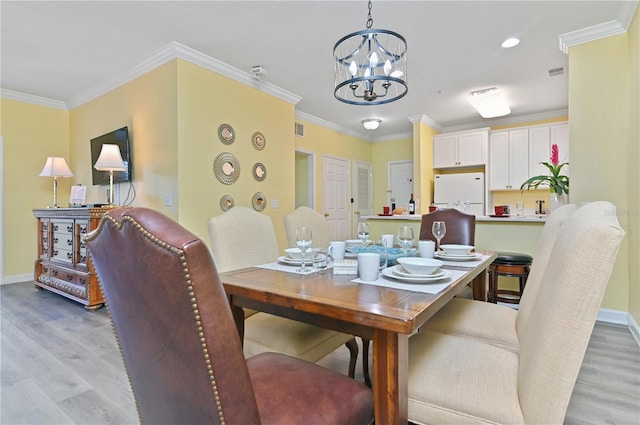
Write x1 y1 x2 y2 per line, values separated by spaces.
256 261 320 275
351 268 467 294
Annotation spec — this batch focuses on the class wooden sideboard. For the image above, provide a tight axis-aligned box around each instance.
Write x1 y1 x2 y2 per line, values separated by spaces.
33 207 112 310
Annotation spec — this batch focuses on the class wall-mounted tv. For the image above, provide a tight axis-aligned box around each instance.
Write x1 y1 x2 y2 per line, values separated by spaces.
90 126 132 186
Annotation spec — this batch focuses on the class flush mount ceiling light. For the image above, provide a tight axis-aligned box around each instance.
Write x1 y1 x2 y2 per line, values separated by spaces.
501 37 520 48
334 0 408 105
362 119 381 130
468 87 511 118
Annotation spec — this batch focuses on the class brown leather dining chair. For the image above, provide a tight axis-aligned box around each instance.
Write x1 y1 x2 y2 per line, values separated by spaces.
86 207 374 425
418 208 475 247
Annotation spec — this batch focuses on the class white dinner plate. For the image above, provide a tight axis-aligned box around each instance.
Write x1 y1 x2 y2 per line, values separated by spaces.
382 266 449 283
392 265 445 279
277 256 315 266
434 252 480 261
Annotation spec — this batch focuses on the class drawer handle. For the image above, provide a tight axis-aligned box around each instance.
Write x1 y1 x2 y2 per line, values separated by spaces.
53 237 58 243
66 274 74 282
52 270 58 277
80 255 86 263
67 239 73 246
67 252 73 260
67 225 73 232
53 250 58 256
53 225 59 231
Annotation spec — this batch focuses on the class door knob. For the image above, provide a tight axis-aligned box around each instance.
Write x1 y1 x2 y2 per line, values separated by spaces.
324 212 330 217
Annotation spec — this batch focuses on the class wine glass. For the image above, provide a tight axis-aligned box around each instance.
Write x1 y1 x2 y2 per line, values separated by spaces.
397 225 414 257
432 221 446 251
357 221 371 247
295 225 313 272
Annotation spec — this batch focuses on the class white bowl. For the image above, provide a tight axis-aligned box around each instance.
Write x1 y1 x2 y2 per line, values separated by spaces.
396 257 443 275
439 244 474 256
284 247 317 259
345 239 364 248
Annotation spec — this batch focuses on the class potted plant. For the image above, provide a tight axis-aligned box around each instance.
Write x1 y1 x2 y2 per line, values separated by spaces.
520 144 569 211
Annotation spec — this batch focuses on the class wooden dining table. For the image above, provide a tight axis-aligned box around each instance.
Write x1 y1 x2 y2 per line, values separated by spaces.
220 250 497 425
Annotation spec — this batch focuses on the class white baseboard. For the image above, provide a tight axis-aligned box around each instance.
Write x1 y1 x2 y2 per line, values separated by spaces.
2 274 33 285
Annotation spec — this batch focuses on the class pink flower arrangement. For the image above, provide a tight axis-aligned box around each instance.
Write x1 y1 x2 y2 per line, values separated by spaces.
520 144 569 195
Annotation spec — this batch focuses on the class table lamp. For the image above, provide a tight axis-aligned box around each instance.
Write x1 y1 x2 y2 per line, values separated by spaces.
39 156 74 208
94 144 126 206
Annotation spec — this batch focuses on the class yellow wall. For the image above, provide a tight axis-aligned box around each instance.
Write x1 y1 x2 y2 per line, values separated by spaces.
295 152 310 208
69 61 179 215
2 99 70 276
175 60 296 250
628 3 640 326
569 33 633 313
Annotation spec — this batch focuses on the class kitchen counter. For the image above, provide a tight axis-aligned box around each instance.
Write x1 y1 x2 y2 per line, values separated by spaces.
362 214 548 223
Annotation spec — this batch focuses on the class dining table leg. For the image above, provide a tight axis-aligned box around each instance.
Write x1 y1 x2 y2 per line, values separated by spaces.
372 328 409 425
472 269 488 301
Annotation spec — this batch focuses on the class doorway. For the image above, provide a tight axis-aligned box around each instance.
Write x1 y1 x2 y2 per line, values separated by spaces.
294 149 315 209
388 161 414 211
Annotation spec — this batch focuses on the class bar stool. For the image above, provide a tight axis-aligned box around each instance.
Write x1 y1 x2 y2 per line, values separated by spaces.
487 252 533 304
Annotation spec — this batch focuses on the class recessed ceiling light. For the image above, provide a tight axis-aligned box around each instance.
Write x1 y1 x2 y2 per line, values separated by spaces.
501 37 520 48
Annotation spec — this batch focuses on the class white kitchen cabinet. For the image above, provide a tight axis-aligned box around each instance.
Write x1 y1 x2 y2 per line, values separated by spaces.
433 128 489 169
489 129 529 190
529 126 551 178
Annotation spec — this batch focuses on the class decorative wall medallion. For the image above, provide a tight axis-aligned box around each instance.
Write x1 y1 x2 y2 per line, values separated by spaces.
213 152 240 185
218 124 235 145
219 195 234 211
252 192 267 211
252 162 267 182
251 132 266 151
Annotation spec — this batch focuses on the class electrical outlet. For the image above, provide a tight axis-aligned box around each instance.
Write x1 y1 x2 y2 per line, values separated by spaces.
271 199 278 208
164 194 173 206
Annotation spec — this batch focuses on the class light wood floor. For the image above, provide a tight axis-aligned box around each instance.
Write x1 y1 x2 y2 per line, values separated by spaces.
2 281 639 424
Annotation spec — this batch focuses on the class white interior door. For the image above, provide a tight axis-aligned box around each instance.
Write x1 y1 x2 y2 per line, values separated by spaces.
388 161 414 211
353 161 373 230
322 155 350 240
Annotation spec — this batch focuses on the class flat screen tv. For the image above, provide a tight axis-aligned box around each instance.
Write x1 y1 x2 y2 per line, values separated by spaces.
90 126 131 185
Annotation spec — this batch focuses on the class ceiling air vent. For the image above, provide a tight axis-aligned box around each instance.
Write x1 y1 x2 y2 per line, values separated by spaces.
548 66 565 77
295 122 305 137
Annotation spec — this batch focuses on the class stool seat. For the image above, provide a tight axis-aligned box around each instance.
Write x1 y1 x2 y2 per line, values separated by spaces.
488 252 533 304
493 252 533 265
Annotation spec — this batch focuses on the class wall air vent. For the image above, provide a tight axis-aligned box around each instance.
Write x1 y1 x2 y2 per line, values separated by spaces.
295 122 305 137
548 66 565 77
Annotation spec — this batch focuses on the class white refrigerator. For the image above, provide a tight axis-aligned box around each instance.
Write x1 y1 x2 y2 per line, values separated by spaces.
433 172 485 216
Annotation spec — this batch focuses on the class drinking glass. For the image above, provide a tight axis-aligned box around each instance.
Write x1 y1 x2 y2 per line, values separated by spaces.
397 225 414 257
515 201 525 216
295 225 313 272
432 221 446 251
357 221 371 247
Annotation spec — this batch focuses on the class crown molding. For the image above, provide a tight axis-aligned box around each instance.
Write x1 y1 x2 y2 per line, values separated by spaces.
408 114 443 132
0 89 67 110
67 41 301 109
440 109 569 133
296 111 366 140
559 19 627 54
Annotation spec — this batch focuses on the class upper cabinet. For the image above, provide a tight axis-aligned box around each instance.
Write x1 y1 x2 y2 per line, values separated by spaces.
488 122 568 191
433 128 489 169
489 129 529 190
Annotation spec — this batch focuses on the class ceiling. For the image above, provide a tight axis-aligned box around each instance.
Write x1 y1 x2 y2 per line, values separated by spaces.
1 1 637 140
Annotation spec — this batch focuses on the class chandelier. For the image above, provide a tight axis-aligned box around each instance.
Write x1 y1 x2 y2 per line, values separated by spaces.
334 1 408 105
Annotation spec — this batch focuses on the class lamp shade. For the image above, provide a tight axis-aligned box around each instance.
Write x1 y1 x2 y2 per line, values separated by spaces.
39 157 73 178
94 144 126 171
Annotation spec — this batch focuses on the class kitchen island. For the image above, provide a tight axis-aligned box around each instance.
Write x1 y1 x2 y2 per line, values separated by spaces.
361 214 546 257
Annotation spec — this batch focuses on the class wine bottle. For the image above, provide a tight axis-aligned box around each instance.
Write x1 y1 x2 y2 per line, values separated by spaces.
408 193 415 215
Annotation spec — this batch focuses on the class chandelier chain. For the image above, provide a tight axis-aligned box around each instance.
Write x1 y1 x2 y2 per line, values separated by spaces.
366 1 373 29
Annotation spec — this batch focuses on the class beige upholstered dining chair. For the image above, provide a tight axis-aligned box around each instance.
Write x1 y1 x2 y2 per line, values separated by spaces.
406 201 624 424
283 206 332 249
207 206 359 377
420 203 577 351
87 207 374 425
